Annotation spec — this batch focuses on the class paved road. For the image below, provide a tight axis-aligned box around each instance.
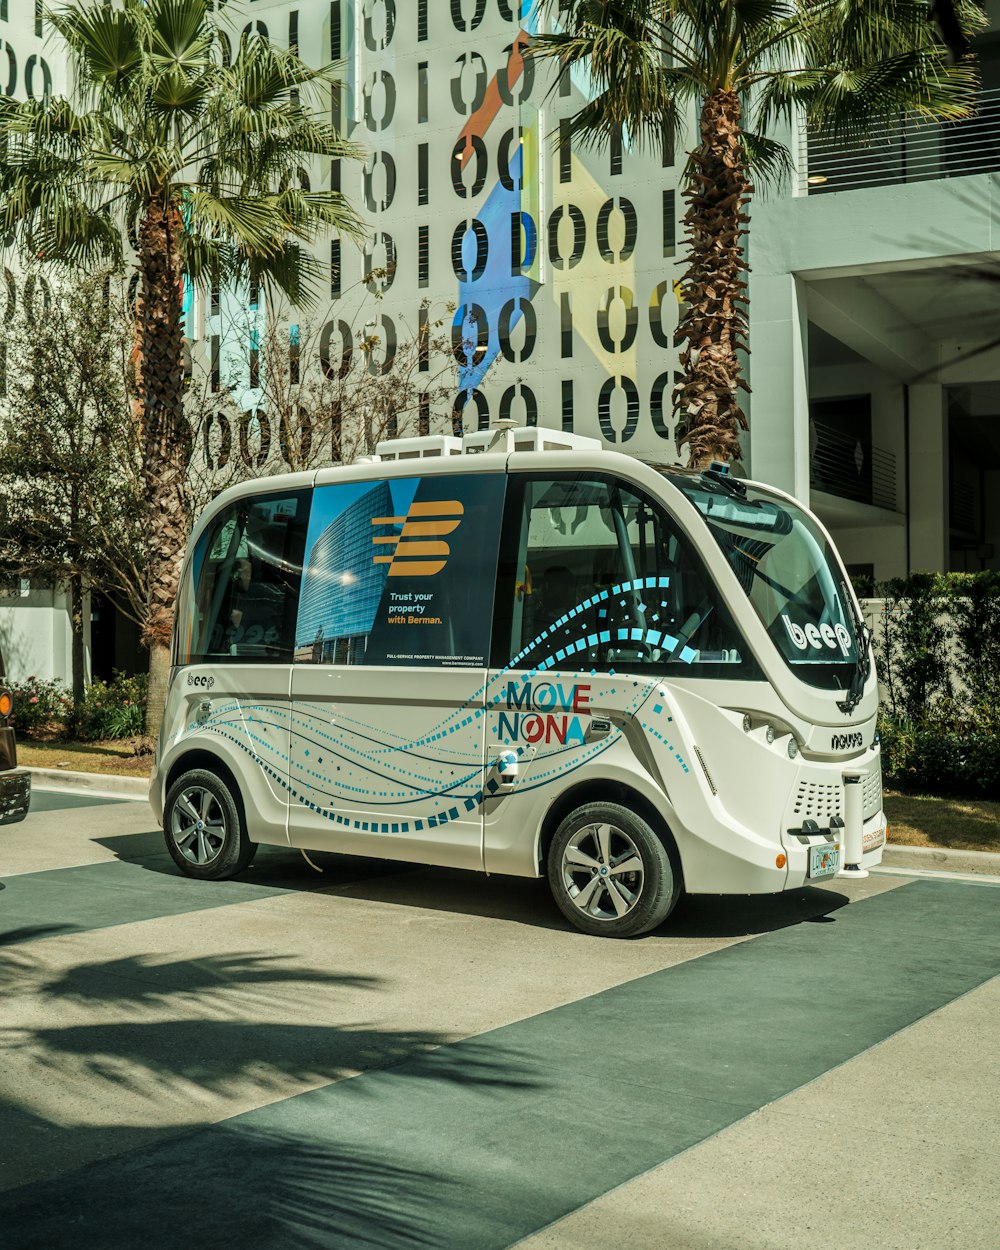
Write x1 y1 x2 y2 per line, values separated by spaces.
1 789 998 1249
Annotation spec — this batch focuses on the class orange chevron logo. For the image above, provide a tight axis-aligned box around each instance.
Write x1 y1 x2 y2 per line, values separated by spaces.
372 500 464 577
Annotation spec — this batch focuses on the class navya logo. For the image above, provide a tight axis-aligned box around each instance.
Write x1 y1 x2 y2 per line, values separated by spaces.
186 673 215 690
372 500 464 577
497 681 591 746
782 615 853 657
831 732 863 751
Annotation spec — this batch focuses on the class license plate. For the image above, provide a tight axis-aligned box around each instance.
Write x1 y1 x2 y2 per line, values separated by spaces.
808 843 840 879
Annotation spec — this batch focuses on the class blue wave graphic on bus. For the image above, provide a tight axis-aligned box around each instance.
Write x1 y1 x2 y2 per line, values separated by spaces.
186 576 691 837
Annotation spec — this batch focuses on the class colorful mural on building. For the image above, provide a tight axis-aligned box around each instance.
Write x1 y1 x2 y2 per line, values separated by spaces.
200 0 686 471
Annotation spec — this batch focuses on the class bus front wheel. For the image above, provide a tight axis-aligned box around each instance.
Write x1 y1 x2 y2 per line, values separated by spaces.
163 768 257 880
547 801 680 938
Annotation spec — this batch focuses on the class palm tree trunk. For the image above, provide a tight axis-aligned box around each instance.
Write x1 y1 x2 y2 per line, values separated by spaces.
673 89 752 469
136 199 191 737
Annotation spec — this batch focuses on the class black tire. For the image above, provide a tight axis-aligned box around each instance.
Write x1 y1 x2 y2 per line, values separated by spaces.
547 800 681 938
163 767 257 880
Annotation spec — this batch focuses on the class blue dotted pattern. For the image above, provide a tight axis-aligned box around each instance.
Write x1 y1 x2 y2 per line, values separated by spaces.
182 584 691 837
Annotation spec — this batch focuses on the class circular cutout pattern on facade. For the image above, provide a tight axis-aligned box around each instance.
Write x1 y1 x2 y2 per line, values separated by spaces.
597 286 638 354
452 303 489 367
648 280 674 349
451 136 488 199
649 372 675 440
598 376 640 443
547 204 586 270
363 0 396 51
366 314 397 376
498 42 533 106
363 69 396 131
453 387 489 434
239 411 272 468
363 151 396 212
1 42 17 97
596 196 637 263
452 219 489 282
499 297 536 362
364 232 397 294
451 52 488 115
320 319 353 380
451 0 488 31
24 55 52 101
499 382 538 427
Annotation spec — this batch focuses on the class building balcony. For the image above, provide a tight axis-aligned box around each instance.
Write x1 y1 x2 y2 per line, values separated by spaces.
809 422 898 513
799 87 1000 195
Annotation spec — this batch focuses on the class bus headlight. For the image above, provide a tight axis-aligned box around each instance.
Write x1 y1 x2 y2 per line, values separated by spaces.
765 724 776 744
787 737 799 759
742 714 752 733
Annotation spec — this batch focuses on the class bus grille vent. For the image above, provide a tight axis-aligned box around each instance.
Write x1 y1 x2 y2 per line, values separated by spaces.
862 761 882 820
793 781 843 822
693 745 717 795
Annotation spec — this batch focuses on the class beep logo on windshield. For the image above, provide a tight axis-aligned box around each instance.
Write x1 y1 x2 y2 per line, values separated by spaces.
372 501 464 577
782 615 853 657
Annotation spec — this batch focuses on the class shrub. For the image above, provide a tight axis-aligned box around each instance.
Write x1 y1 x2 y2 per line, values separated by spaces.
8 676 72 738
72 671 148 741
879 712 1000 801
866 573 1000 799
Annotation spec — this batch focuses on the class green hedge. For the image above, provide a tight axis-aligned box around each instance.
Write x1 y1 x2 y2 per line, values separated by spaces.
10 671 147 741
863 572 1000 799
878 715 1000 800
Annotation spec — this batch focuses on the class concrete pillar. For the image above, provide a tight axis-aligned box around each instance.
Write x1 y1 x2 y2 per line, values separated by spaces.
907 383 949 572
747 274 810 501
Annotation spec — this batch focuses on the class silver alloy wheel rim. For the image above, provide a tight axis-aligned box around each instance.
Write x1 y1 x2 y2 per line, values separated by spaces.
170 786 227 866
561 822 644 922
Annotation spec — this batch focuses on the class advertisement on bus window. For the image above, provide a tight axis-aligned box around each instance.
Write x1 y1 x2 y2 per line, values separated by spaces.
295 473 506 667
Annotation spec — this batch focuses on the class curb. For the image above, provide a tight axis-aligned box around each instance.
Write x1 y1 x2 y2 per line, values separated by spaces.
26 767 150 801
882 843 999 877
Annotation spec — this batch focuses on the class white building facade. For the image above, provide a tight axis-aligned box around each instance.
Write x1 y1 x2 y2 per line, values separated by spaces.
2 0 998 682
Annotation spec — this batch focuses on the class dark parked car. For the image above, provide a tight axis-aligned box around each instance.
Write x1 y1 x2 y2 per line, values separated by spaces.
0 650 30 824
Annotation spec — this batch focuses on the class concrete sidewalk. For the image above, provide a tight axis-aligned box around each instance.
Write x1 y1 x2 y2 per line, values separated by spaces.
1 791 999 1248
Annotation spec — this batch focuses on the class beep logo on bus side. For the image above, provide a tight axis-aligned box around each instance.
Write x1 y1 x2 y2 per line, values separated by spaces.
497 681 591 746
782 615 853 656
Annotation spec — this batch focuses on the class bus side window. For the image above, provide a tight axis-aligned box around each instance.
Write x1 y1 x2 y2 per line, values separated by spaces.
178 490 311 664
501 473 753 677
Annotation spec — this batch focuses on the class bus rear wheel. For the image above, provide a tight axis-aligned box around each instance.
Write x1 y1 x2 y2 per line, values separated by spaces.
547 801 680 938
163 768 257 880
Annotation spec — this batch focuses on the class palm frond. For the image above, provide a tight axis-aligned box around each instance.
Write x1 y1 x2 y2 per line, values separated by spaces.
47 3 144 94
740 128 795 185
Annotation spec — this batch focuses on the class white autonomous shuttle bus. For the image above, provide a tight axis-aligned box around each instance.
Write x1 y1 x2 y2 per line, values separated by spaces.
150 426 886 937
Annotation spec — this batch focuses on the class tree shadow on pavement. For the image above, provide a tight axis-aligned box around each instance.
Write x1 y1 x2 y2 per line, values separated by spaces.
0 944 543 1216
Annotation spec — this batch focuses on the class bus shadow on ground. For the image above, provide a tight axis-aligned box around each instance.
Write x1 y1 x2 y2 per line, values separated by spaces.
95 833 851 939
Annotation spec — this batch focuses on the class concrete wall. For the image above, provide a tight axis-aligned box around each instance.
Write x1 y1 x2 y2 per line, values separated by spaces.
0 585 73 684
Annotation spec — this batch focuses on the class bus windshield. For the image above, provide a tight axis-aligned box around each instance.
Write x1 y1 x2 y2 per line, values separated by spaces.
666 473 862 691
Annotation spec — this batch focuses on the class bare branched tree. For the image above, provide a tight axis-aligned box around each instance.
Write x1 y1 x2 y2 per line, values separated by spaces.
0 269 145 703
184 278 489 511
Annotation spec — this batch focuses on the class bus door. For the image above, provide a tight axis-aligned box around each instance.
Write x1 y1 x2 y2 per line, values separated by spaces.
175 486 312 846
484 472 754 873
287 471 506 869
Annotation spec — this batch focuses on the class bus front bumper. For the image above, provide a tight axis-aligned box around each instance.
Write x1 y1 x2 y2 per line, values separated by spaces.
0 769 31 825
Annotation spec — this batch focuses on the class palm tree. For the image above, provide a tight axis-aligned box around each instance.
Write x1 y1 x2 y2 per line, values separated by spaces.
532 1 982 467
0 0 363 730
